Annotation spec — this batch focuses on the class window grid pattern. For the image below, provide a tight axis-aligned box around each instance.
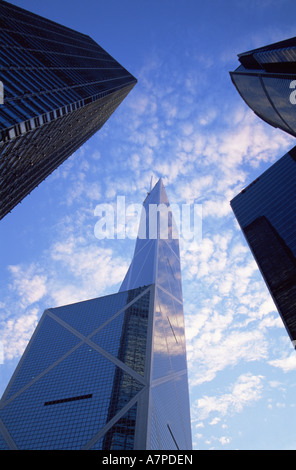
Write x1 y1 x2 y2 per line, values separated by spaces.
0 0 137 219
49 290 130 337
89 404 138 450
0 286 149 450
91 290 150 376
119 179 192 450
0 180 193 450
0 433 9 450
4 315 82 401
0 1 135 128
231 150 296 345
0 84 134 220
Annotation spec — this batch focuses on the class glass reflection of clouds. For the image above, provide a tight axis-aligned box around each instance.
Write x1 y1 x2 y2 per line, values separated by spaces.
231 72 292 132
263 76 296 131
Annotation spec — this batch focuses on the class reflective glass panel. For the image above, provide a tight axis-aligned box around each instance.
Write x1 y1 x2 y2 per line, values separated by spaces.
231 73 290 131
231 151 296 345
263 76 296 131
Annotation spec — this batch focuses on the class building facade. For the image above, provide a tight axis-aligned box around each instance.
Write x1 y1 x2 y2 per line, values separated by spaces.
230 37 296 137
0 0 137 220
0 179 192 450
231 147 296 348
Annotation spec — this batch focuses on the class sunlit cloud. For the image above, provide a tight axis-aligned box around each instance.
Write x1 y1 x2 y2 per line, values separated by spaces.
1 6 296 451
8 264 47 308
269 354 296 372
192 373 264 421
0 308 39 361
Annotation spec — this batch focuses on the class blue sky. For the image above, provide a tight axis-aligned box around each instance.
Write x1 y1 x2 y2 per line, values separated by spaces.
1 0 296 450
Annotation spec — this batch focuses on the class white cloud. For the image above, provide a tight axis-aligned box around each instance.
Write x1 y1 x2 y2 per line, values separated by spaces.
0 308 39 361
0 232 130 364
182 219 284 387
175 175 214 204
49 235 129 305
127 92 149 116
209 417 221 426
91 150 101 161
188 327 267 386
1 46 295 447
219 436 231 445
269 353 296 373
193 373 264 421
202 198 231 218
199 108 217 126
8 264 47 308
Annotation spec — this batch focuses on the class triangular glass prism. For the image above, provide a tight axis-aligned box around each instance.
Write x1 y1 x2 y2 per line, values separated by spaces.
48 290 131 337
4 314 81 401
90 288 151 376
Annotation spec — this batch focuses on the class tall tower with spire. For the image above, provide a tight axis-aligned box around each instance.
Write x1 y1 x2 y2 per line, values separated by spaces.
0 179 192 450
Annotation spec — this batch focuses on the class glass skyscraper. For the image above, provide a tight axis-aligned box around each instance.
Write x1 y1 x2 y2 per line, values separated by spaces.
231 147 296 349
230 37 296 137
0 178 192 450
0 0 137 220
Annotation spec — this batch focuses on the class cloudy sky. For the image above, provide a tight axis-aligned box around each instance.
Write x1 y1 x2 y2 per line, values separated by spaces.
1 0 296 450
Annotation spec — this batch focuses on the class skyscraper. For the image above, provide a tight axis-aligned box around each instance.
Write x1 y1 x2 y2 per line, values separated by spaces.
0 0 137 220
0 178 192 450
230 37 296 137
231 147 296 349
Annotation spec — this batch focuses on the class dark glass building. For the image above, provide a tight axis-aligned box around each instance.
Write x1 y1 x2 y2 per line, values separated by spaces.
0 0 137 220
0 179 192 450
231 147 296 348
230 37 296 137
